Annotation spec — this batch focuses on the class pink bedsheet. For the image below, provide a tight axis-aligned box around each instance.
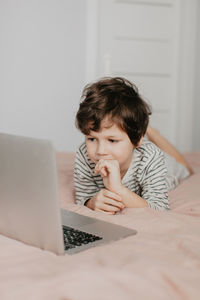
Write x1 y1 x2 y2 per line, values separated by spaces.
0 152 200 300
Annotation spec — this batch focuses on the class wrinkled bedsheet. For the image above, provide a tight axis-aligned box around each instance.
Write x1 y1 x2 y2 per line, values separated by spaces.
0 152 200 300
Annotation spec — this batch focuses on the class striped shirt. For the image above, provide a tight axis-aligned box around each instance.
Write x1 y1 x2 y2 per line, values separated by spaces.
74 139 173 211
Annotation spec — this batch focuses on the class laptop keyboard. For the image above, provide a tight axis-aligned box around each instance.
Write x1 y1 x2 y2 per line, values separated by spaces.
63 225 103 251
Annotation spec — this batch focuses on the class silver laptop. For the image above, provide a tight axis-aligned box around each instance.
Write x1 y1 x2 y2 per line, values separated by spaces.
0 132 137 255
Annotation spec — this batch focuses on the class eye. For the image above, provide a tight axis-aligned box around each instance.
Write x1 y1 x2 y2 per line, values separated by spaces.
108 139 118 143
87 137 96 142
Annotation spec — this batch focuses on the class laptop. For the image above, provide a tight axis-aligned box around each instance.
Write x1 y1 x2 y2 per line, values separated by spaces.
0 132 137 255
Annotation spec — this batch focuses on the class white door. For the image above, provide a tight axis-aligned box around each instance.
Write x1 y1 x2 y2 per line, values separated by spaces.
87 0 181 145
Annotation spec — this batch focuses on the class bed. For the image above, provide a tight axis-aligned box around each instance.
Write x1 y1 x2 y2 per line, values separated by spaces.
0 151 200 300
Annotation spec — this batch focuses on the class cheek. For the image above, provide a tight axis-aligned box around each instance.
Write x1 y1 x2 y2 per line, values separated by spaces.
115 145 133 163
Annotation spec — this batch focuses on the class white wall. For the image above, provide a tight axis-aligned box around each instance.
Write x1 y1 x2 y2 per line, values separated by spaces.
0 0 86 151
193 1 200 151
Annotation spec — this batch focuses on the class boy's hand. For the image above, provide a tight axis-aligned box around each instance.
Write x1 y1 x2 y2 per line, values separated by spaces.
94 159 123 193
86 189 125 214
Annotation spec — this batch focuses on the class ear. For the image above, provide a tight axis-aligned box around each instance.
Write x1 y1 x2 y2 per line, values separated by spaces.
135 136 144 148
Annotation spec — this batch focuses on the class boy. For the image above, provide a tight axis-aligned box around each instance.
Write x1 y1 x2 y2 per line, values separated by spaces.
74 77 191 213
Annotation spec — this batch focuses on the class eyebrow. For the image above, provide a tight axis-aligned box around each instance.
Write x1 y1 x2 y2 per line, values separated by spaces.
87 133 121 139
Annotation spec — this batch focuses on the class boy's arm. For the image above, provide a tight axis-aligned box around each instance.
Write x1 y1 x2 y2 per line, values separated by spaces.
115 186 149 208
138 147 169 210
95 146 169 211
94 159 149 208
118 146 169 211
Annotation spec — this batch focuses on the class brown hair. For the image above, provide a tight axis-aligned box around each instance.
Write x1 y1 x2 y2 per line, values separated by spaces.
75 77 151 146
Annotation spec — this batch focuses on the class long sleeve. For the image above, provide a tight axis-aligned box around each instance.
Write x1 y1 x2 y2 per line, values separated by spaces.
74 143 100 205
139 144 169 211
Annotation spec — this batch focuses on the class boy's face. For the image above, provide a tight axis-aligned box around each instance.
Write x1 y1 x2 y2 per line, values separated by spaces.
85 117 136 176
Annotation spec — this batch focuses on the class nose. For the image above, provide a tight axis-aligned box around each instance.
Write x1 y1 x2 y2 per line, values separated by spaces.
96 141 107 156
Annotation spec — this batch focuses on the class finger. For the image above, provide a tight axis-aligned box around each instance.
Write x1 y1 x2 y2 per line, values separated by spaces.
95 163 108 176
98 159 119 171
101 203 121 213
94 169 107 178
105 198 125 209
96 209 115 215
95 159 109 172
101 167 108 177
96 166 107 177
102 189 122 202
